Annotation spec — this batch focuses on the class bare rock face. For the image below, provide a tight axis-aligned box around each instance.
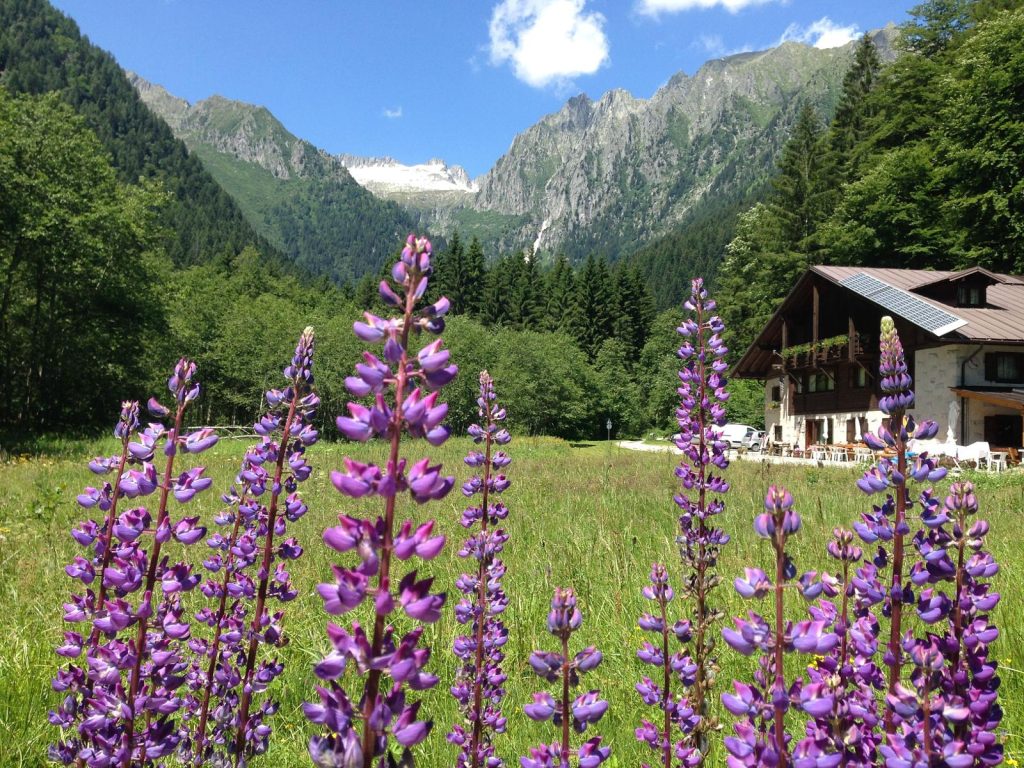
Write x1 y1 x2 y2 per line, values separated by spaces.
473 28 897 257
130 74 349 182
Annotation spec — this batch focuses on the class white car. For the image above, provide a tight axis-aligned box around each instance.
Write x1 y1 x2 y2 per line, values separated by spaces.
720 423 757 449
743 429 767 451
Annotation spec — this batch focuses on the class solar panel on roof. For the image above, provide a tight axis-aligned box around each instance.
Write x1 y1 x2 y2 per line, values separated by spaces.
839 272 967 336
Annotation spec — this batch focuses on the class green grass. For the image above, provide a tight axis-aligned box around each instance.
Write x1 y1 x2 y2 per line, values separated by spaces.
1 439 1022 766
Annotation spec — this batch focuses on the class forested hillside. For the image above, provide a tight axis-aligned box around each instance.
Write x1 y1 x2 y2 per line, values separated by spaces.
0 0 277 266
718 0 1024 356
4 0 1023 441
131 77 422 284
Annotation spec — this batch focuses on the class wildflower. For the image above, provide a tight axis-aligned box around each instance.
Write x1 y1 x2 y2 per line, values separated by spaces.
449 372 512 768
523 588 610 768
306 235 454 768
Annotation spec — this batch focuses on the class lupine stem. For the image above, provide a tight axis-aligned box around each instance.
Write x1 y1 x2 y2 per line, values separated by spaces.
561 632 572 765
90 444 130 639
883 423 907 735
123 403 185 768
194 483 249 763
359 280 416 768
76 414 133 768
693 287 710 720
470 423 493 768
659 594 671 768
234 395 298 762
773 536 787 768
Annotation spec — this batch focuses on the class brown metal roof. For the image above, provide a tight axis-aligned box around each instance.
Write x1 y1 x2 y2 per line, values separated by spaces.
811 266 1024 344
733 266 1024 379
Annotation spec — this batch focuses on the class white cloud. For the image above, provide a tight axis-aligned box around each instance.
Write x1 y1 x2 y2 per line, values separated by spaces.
697 33 725 54
382 106 403 119
489 0 609 89
779 17 859 49
693 33 753 57
639 0 779 16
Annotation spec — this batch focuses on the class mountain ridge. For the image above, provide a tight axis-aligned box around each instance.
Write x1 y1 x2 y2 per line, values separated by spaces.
472 26 898 259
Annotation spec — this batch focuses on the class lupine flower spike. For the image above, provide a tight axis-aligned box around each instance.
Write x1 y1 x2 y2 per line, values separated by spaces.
801 528 883 767
522 588 610 768
305 235 455 768
881 481 1002 766
635 564 701 768
721 486 839 768
660 276 731 760
852 317 944 734
50 361 218 767
186 328 318 766
449 372 511 768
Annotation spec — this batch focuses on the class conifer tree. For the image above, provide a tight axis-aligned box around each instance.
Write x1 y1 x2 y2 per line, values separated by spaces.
435 229 465 312
463 236 487 317
509 250 543 328
829 34 882 182
571 254 615 359
482 255 514 326
542 254 575 333
770 103 830 259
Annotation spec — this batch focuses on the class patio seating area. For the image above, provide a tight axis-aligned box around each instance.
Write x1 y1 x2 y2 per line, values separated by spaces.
754 439 1020 471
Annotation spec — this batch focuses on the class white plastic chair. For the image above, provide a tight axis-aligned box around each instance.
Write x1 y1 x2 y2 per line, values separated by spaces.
828 447 849 463
959 442 991 470
987 450 1008 472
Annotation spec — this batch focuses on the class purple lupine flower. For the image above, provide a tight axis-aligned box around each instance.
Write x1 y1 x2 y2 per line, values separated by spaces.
523 588 610 768
635 564 702 767
797 527 883 767
852 317 946 736
306 235 454 768
888 481 1003 766
721 486 839 768
49 364 216 767
649 277 730 763
184 328 318 766
449 372 511 768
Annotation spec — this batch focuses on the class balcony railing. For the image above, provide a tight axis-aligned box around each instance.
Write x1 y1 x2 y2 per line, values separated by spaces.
781 334 869 370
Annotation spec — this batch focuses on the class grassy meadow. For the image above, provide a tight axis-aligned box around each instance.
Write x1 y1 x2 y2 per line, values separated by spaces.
1 437 1022 766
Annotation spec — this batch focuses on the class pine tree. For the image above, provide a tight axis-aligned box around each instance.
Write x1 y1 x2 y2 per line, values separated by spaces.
509 250 542 328
770 103 830 259
434 230 464 312
611 264 655 362
829 34 882 182
571 255 615 358
482 255 514 326
902 0 973 57
543 253 576 332
463 236 487 317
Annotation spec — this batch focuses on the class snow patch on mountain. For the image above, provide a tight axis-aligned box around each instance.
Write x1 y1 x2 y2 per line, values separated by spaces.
339 156 478 194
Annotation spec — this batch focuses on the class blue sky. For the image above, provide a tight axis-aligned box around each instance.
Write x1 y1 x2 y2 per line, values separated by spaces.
53 0 912 178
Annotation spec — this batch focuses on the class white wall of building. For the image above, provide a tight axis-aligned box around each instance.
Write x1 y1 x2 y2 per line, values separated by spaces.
761 342 1024 447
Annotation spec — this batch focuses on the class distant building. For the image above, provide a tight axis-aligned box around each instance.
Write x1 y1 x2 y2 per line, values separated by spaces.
733 266 1024 450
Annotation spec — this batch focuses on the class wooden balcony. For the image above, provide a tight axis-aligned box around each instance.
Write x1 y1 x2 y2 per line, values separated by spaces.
781 334 869 371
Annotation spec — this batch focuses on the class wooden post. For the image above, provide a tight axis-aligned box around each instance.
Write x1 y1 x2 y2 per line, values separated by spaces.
812 285 820 360
848 315 856 361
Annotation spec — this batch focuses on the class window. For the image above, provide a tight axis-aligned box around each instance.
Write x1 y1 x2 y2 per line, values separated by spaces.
774 425 783 442
770 385 782 402
985 352 1024 383
805 371 835 393
849 366 868 389
957 284 985 307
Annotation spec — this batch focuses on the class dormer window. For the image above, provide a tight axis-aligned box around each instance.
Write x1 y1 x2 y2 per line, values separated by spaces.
957 283 985 307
